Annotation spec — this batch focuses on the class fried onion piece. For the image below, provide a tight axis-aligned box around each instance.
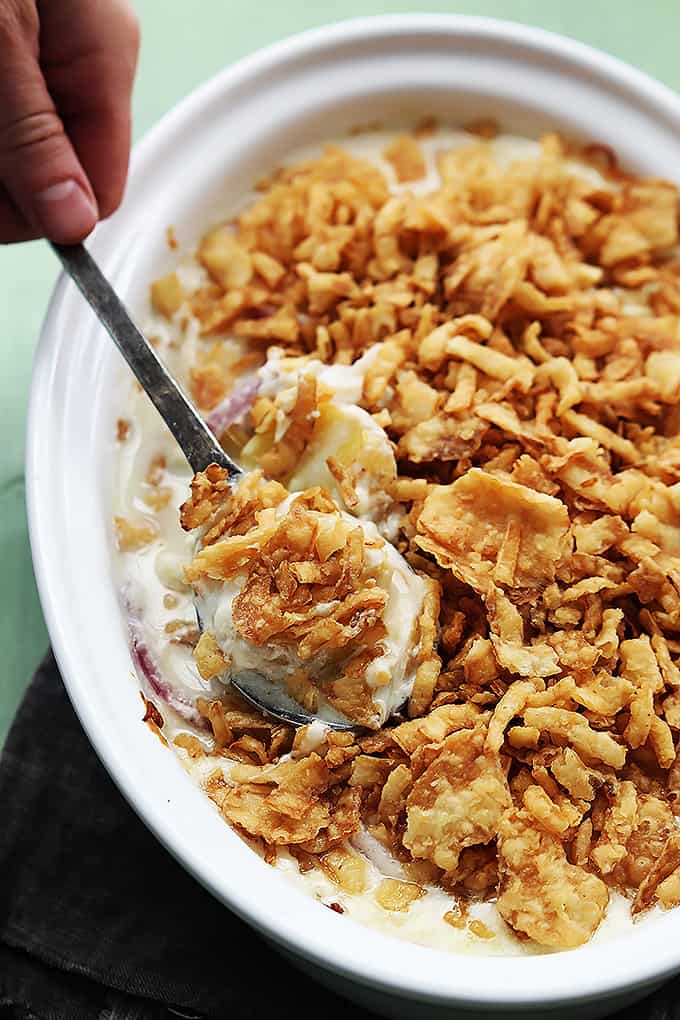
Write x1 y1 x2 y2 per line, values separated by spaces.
391 703 483 754
383 135 427 183
620 637 665 694
220 754 331 844
114 515 158 551
374 878 425 912
650 715 676 771
260 374 319 479
523 707 626 768
522 784 585 836
496 808 609 949
181 467 287 549
633 832 680 914
408 578 442 718
610 794 675 891
377 764 413 827
416 469 570 595
193 630 230 680
487 587 559 678
550 748 605 802
485 680 536 753
403 725 510 871
590 781 638 875
318 846 367 894
298 786 362 853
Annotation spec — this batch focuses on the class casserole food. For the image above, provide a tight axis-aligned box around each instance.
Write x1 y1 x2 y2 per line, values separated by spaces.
116 123 680 956
27 16 680 1018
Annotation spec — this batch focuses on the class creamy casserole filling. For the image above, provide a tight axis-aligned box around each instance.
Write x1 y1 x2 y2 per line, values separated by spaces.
114 125 680 953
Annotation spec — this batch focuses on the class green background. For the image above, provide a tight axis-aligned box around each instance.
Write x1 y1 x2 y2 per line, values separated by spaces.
2 0 680 745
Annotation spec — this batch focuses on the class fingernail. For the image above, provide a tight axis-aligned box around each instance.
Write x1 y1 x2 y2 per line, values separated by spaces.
34 180 98 242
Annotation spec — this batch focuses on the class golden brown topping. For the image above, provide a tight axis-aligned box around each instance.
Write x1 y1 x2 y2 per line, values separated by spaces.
404 725 510 872
199 226 253 289
469 919 495 940
180 466 287 545
522 784 584 836
114 515 158 551
383 135 427 183
193 631 230 681
407 578 442 718
391 703 483 754
590 781 638 875
151 271 184 318
147 131 680 948
416 471 571 595
318 847 367 893
523 707 626 769
260 374 318 479
633 833 680 914
610 794 676 891
141 453 172 512
219 754 332 844
497 808 609 948
486 681 536 753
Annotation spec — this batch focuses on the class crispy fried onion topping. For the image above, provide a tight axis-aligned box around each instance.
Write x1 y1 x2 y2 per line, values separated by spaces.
150 130 680 949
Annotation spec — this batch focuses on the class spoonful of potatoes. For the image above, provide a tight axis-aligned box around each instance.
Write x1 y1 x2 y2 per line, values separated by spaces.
53 243 429 732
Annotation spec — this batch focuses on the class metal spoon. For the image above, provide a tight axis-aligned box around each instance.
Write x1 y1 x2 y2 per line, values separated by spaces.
52 242 353 731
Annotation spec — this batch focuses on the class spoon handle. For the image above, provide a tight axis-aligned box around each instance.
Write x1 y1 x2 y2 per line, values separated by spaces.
51 242 241 478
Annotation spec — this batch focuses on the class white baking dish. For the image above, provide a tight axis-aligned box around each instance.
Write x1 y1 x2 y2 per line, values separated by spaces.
26 15 680 1019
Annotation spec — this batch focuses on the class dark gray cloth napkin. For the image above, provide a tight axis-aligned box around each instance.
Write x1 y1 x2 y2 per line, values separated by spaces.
0 653 678 1020
0 653 378 1020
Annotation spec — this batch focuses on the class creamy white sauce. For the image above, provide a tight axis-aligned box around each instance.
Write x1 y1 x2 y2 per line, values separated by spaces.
113 127 642 954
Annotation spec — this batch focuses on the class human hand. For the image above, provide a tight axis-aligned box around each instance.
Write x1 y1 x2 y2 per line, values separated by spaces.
0 0 139 244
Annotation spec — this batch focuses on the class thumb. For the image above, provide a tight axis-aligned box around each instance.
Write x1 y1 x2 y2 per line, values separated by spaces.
0 26 98 243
